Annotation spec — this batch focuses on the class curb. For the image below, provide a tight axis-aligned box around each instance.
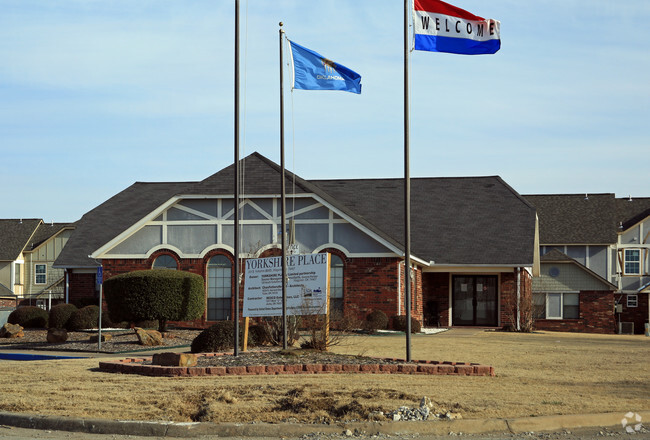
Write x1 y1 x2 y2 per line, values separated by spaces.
0 410 647 438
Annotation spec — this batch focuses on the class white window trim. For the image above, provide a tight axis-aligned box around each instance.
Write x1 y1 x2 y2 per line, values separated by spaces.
626 294 638 308
34 263 47 285
538 291 580 320
623 249 642 276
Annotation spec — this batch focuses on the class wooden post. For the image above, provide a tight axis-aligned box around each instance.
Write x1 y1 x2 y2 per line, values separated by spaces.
243 317 249 352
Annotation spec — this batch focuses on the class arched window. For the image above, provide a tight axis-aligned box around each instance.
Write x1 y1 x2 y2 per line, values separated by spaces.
153 254 177 270
207 255 232 321
330 254 344 316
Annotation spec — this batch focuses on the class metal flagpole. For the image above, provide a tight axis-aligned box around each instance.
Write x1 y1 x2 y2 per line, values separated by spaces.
403 0 412 361
279 22 288 350
233 0 241 356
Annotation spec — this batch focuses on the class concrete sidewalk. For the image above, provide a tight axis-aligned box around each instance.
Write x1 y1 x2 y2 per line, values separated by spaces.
0 410 647 438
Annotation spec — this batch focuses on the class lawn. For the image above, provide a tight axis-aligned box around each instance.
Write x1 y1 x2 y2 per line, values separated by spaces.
0 329 647 423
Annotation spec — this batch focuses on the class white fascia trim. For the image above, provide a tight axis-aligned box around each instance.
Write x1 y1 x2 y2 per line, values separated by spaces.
90 196 182 258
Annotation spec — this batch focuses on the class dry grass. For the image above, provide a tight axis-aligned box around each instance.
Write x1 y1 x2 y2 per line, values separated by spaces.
0 329 647 423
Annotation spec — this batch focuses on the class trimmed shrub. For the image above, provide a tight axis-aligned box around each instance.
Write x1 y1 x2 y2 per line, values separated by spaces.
48 303 78 329
67 305 100 331
391 315 422 333
104 269 205 332
365 310 388 332
247 324 270 347
8 306 48 328
191 321 235 353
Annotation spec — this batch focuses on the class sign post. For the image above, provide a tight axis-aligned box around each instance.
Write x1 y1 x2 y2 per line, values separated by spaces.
96 266 103 351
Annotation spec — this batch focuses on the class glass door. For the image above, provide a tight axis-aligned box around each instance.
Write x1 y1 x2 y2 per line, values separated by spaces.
452 275 498 326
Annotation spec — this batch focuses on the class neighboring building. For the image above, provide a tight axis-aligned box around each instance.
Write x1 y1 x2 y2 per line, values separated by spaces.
55 152 539 329
0 219 74 308
525 194 650 334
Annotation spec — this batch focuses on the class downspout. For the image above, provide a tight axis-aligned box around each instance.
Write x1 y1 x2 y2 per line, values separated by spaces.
64 269 69 304
516 267 521 331
10 261 16 295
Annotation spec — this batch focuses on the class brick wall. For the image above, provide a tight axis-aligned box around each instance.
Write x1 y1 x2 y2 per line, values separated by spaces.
67 272 97 305
422 273 450 327
535 290 616 334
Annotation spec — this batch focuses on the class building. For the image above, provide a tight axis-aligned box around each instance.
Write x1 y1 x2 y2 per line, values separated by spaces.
0 219 74 308
525 194 650 334
54 152 538 329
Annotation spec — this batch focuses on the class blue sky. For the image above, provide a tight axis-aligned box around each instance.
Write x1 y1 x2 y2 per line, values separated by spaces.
2 1 649 222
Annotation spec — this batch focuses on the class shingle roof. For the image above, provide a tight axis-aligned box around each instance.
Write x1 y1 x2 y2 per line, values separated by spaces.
0 219 42 261
54 181 194 268
313 176 537 265
57 152 538 268
523 194 617 244
615 197 650 231
27 223 75 251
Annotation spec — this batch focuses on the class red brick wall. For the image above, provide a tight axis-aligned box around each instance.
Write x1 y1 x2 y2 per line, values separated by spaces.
422 273 450 327
618 293 649 335
534 290 616 334
77 250 423 329
67 272 97 305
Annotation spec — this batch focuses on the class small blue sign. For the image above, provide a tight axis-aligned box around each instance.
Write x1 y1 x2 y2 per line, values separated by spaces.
96 267 103 284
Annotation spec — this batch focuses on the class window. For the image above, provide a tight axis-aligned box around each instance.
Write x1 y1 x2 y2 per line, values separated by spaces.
207 255 232 320
329 255 344 316
627 294 638 308
623 249 641 275
34 264 47 285
153 254 178 270
533 292 579 319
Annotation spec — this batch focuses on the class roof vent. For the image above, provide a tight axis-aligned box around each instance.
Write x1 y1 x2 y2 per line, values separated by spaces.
628 195 633 202
584 193 589 200
619 222 624 230
19 218 22 224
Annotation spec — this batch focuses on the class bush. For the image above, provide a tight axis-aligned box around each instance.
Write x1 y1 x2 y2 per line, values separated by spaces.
8 306 48 328
48 303 78 329
191 321 235 353
247 324 270 347
365 310 388 332
104 269 205 332
67 305 101 330
391 315 422 333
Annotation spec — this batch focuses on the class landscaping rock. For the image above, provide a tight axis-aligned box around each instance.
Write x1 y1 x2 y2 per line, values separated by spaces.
151 352 197 367
134 327 163 346
88 333 112 343
0 323 24 338
47 328 68 343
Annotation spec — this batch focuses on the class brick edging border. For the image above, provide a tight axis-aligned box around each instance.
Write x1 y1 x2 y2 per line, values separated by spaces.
98 354 495 377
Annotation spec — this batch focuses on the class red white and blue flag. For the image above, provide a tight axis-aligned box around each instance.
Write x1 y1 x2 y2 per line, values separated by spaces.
413 0 500 55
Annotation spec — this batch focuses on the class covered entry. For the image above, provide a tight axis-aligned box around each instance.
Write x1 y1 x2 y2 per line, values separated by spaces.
452 275 498 326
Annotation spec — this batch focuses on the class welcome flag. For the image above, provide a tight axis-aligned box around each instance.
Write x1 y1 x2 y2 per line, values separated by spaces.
413 0 500 55
289 40 362 94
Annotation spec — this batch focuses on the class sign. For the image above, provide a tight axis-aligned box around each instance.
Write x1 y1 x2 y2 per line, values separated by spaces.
96 267 103 285
243 253 330 318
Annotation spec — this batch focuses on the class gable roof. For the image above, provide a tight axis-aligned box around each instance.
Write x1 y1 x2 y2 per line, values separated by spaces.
539 248 617 290
524 194 617 244
57 152 538 268
55 181 194 268
615 197 650 231
26 223 75 252
312 176 537 265
0 219 42 261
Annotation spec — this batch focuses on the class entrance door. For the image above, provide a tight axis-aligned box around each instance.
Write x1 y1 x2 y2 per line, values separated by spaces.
452 276 498 326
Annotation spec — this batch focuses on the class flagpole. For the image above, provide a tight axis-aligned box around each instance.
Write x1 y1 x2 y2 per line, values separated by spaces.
233 0 241 356
403 0 412 362
279 22 289 350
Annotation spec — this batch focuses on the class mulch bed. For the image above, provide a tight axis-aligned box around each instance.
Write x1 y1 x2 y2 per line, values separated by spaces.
0 328 201 353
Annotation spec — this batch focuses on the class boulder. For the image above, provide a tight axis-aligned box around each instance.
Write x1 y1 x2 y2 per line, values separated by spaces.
151 352 197 367
88 333 112 343
0 323 24 338
134 327 163 346
47 328 68 343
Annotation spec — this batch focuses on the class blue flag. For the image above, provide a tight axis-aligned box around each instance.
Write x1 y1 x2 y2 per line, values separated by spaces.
289 41 361 94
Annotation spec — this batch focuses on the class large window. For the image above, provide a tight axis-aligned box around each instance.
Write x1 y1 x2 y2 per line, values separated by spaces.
153 254 178 270
329 255 344 316
207 255 232 321
623 249 641 275
533 292 579 319
34 264 47 285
